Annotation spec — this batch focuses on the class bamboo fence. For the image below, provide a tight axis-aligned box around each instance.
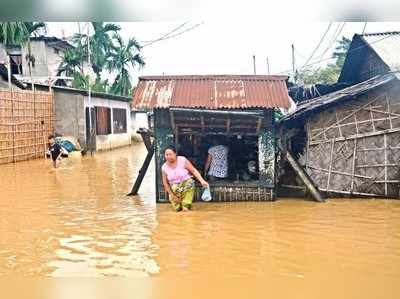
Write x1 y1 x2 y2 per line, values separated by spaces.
299 85 400 198
0 88 54 164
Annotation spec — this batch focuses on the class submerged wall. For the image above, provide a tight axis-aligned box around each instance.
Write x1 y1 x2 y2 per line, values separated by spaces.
53 89 86 146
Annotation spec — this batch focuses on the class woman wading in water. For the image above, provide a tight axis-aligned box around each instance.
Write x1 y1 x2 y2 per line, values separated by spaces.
161 147 209 212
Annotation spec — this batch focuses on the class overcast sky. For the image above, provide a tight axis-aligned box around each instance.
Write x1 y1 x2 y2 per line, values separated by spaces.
46 22 400 83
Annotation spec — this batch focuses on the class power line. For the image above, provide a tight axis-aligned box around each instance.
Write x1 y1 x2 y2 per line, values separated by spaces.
312 22 346 72
317 22 346 62
140 22 189 45
142 22 204 48
278 32 396 75
299 22 332 70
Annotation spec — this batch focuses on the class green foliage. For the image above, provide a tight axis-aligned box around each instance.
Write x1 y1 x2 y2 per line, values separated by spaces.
107 35 145 96
58 22 144 97
332 36 352 68
274 109 284 121
57 47 84 76
71 71 89 89
91 77 109 93
295 36 352 85
0 22 45 46
297 64 340 85
0 22 29 46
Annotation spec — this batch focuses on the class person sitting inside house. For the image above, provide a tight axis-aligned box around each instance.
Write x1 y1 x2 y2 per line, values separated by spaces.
48 135 62 168
204 136 229 181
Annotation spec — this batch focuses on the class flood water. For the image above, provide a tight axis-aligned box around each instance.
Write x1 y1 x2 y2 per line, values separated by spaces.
1 143 400 298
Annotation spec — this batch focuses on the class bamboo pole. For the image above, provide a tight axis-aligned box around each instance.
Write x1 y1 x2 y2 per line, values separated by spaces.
386 94 393 129
285 149 325 202
309 127 400 145
311 95 383 140
384 133 388 196
326 140 335 191
351 139 357 193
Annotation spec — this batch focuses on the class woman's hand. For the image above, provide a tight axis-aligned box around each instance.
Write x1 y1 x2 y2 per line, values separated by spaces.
169 193 181 203
185 159 210 189
200 180 209 188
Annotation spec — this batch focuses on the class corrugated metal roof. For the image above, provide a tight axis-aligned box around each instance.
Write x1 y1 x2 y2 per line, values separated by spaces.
361 32 400 72
132 75 291 110
281 72 399 123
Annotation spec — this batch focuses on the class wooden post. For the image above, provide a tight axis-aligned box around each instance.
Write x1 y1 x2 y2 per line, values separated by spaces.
175 126 179 153
128 129 155 196
285 150 325 202
258 113 274 187
128 145 154 196
154 110 175 202
10 89 16 163
137 128 152 151
42 121 47 159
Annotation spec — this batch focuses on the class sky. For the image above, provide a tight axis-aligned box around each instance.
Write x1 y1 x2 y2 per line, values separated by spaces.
46 22 400 83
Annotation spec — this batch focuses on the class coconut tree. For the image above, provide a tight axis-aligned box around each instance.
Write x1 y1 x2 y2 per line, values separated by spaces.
24 22 46 70
90 22 120 76
71 22 121 79
107 34 145 96
0 22 45 85
58 22 120 90
0 22 29 84
57 47 85 77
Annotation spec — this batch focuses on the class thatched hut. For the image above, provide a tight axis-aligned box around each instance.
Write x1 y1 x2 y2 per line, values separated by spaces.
279 31 400 199
280 72 400 198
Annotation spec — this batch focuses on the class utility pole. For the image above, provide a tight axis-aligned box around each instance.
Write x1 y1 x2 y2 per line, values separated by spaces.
77 22 84 76
252 55 256 75
28 37 34 91
291 44 296 84
266 57 270 75
87 22 93 155
362 22 368 34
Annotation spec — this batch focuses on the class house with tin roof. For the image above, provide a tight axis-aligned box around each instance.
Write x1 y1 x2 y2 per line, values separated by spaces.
131 74 292 202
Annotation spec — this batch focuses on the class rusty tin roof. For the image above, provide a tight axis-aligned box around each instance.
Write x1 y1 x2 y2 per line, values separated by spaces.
132 75 291 110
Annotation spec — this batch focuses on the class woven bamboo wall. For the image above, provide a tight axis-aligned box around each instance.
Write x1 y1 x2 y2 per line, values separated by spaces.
0 88 54 164
300 83 400 198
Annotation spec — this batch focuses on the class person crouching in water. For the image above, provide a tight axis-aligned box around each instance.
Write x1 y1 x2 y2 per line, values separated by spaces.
48 135 62 168
162 147 209 212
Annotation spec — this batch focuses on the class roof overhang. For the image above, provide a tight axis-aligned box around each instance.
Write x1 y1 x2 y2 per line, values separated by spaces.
169 108 265 136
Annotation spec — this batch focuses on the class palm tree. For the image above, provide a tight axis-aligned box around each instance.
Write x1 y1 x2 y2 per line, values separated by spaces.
71 22 121 79
57 47 85 77
90 22 120 77
0 22 29 45
107 34 145 96
58 22 120 89
0 22 45 85
24 22 46 68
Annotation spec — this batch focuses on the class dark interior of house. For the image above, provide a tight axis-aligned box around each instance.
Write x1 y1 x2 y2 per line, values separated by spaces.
168 108 267 184
177 134 259 182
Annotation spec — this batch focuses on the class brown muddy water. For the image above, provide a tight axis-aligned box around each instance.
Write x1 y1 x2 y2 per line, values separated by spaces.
1 143 400 298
